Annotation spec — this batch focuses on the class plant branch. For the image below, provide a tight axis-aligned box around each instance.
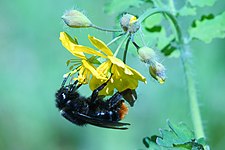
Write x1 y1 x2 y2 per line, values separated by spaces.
91 24 122 32
139 8 205 139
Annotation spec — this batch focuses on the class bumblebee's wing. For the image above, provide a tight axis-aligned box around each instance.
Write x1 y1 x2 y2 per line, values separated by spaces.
77 113 130 130
60 110 130 129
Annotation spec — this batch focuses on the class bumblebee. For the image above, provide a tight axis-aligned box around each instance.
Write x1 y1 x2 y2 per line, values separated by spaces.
55 76 136 130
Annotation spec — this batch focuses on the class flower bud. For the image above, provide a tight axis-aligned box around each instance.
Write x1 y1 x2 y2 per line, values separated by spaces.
149 62 166 84
120 14 140 33
138 46 157 64
62 10 92 28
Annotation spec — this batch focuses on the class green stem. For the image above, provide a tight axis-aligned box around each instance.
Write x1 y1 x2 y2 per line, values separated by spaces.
168 0 176 15
114 33 129 57
91 24 122 32
107 33 124 47
139 8 205 139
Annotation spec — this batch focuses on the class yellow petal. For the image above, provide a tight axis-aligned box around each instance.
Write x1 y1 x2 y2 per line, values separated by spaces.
88 35 113 56
78 66 85 77
82 60 106 80
108 56 125 68
115 78 138 92
126 65 146 83
96 60 112 76
89 77 114 95
111 66 138 91
124 66 133 75
111 65 121 78
112 70 138 91
60 32 86 59
74 45 107 58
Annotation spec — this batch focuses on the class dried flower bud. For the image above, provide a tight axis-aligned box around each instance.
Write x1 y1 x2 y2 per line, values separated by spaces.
138 46 157 64
120 13 140 33
149 62 166 84
62 10 92 28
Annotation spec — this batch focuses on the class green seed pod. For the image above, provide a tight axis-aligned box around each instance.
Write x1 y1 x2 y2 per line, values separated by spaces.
149 62 166 84
62 10 92 28
120 13 140 33
138 46 157 64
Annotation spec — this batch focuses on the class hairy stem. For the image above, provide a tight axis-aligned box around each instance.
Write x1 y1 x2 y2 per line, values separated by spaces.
91 24 122 32
123 37 131 63
139 8 205 139
114 33 129 57
107 33 125 47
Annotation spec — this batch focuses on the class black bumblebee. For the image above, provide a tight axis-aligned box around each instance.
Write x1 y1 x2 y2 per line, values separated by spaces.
55 75 137 130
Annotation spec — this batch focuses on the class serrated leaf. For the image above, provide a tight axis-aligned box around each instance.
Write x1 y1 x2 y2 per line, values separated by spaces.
188 0 216 7
179 6 196 16
167 121 194 143
157 129 179 147
143 136 159 148
142 121 206 150
104 0 143 14
161 38 176 56
189 12 225 43
145 26 162 32
191 14 214 27
157 121 195 146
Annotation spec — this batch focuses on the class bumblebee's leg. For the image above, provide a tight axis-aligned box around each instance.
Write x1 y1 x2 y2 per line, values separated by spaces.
70 80 82 93
120 89 137 107
107 92 123 109
90 76 112 102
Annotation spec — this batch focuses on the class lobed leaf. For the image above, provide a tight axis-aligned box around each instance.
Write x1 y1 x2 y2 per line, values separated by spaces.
104 0 143 14
189 12 225 43
178 6 196 16
142 121 206 150
144 13 162 29
188 0 216 7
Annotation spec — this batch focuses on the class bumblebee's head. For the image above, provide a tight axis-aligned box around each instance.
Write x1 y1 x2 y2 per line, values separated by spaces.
55 86 70 109
55 83 80 109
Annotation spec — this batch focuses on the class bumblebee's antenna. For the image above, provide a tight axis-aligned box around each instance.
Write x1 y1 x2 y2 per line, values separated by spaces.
61 73 71 87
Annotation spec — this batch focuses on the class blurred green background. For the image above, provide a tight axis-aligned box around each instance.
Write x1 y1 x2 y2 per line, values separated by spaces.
0 0 225 150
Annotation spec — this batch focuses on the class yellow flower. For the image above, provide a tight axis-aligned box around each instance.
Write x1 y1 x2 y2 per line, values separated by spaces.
59 32 106 84
60 32 146 95
87 35 146 95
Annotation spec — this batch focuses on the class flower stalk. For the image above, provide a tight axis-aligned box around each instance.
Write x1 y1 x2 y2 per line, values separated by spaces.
139 8 205 139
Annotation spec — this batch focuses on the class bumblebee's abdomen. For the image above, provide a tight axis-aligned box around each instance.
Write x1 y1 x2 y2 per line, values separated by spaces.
96 110 120 121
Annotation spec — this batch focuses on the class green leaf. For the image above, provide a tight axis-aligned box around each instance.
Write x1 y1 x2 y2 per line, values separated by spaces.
189 12 225 43
160 38 176 56
191 14 214 27
142 121 206 150
144 13 162 29
104 0 143 14
139 25 179 57
179 6 196 16
143 14 180 58
188 0 216 7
